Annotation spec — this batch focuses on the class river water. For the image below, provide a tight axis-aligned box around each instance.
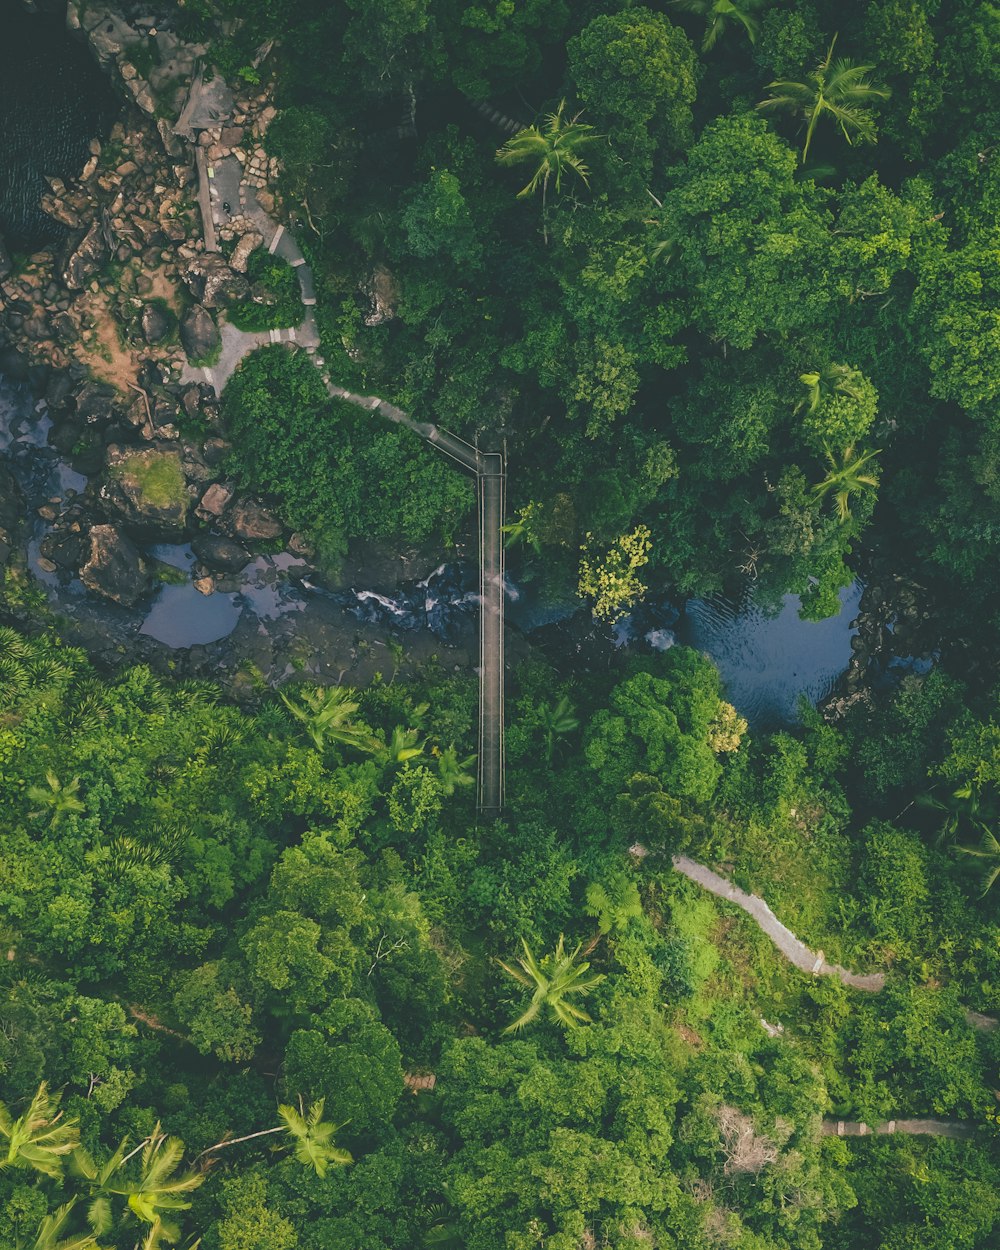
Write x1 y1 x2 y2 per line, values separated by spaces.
0 372 876 726
0 6 118 248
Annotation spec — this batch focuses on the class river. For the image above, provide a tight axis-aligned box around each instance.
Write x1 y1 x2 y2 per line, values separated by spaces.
0 5 119 248
0 369 899 726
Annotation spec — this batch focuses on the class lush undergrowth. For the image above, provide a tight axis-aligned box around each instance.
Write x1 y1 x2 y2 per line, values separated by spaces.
1 624 999 1248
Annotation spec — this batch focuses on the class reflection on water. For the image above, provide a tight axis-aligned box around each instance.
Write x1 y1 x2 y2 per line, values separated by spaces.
0 376 888 714
140 583 243 646
149 542 196 571
677 582 863 728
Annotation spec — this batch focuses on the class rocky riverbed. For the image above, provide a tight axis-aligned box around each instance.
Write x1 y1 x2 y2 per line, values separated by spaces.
0 1 499 695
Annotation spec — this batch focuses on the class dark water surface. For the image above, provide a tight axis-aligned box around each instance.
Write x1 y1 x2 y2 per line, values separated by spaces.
0 376 877 721
0 6 118 247
677 583 863 729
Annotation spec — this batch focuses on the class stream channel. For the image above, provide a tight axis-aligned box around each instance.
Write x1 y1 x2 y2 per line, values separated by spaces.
1 373 884 728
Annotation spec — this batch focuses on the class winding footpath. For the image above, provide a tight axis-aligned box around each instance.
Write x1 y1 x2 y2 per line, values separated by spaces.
673 852 999 1036
191 146 506 811
672 855 886 991
672 852 994 1140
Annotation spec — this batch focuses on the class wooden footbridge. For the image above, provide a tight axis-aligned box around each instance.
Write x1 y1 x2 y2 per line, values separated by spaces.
193 149 506 814
323 385 506 814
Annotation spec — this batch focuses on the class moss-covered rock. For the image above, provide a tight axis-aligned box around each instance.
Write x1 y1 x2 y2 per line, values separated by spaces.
104 445 191 536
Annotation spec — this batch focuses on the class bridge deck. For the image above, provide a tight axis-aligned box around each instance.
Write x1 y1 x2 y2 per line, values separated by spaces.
478 453 505 814
317 381 504 813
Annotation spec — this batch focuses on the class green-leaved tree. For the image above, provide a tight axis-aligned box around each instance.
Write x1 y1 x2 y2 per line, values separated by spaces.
496 100 598 239
497 936 604 1033
0 1083 79 1181
757 34 890 162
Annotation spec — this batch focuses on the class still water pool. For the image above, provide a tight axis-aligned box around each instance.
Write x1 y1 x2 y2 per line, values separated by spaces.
677 582 863 728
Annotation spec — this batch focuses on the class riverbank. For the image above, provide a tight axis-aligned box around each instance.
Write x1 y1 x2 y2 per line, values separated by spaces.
0 1 944 730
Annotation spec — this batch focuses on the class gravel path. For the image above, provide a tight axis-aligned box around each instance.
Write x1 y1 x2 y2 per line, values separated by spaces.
183 155 321 395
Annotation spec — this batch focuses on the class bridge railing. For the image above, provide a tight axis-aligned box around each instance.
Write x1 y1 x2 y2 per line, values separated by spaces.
477 452 505 813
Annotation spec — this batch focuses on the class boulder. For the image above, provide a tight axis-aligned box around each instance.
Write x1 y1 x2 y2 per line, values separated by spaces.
226 499 282 541
180 304 219 362
82 11 143 66
102 446 191 536
192 534 250 572
51 311 79 345
62 220 107 290
362 265 398 326
79 524 153 607
201 437 231 467
40 527 86 571
41 196 82 229
156 118 186 160
181 254 249 308
173 66 235 140
141 301 173 344
73 380 119 424
180 385 203 420
197 482 232 518
178 444 215 483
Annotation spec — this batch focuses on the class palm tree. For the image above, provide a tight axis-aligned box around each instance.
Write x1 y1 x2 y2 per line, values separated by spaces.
796 362 865 415
812 445 880 521
422 1203 462 1248
277 1098 352 1178
916 781 992 846
956 828 1000 897
497 936 604 1033
17 1202 102 1250
672 0 765 52
435 745 476 796
278 686 378 754
757 34 890 162
538 695 579 764
0 1083 79 1180
27 772 85 829
74 1125 203 1242
496 101 599 240
379 725 424 767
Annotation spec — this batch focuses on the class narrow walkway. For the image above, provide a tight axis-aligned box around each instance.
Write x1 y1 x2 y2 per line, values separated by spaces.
478 453 505 813
821 1118 974 1140
188 141 506 811
672 855 886 991
672 854 999 1033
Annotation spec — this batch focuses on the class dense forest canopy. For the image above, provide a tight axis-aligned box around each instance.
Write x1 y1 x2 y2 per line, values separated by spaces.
3 0 1000 1248
173 0 1000 627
